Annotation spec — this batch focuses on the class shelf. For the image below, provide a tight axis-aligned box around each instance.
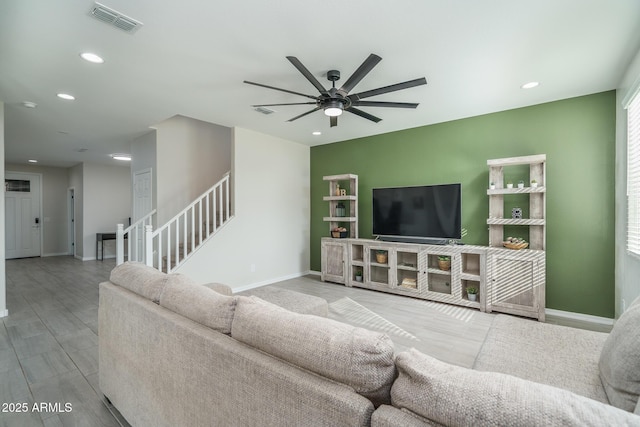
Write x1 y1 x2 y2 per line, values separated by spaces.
324 216 357 222
427 268 451 275
370 262 390 268
461 272 480 281
323 195 358 201
397 264 418 272
487 218 545 226
487 187 546 195
323 173 358 181
487 154 546 167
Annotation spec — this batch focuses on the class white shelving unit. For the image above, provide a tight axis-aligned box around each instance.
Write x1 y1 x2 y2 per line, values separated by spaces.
322 174 358 238
486 154 546 321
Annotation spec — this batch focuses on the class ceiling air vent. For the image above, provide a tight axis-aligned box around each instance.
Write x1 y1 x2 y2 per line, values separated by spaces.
89 2 143 34
254 107 276 115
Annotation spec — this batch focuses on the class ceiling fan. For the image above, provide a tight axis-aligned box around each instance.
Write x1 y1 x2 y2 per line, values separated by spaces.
244 54 427 127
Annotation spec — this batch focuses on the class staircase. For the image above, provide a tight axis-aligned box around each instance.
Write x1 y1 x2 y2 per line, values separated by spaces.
116 172 233 273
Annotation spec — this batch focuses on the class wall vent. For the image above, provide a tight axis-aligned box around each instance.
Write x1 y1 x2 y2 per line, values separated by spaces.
254 107 276 115
89 2 143 33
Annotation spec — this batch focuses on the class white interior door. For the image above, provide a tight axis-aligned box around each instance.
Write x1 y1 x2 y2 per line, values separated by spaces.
133 168 152 221
5 172 42 259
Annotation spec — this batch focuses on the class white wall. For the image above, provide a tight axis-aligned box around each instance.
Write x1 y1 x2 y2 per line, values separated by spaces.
5 164 70 256
155 115 232 224
177 127 310 289
616 46 640 316
82 163 131 260
0 103 6 317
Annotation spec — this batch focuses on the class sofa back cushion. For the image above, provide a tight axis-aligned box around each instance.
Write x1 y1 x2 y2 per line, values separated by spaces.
159 275 237 334
109 262 168 303
599 303 640 412
231 296 396 407
393 348 640 426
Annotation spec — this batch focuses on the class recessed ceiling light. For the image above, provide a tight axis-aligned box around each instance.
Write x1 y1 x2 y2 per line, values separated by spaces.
521 81 540 89
312 131 322 136
57 93 75 100
28 159 38 163
22 101 37 108
111 154 131 161
80 52 105 64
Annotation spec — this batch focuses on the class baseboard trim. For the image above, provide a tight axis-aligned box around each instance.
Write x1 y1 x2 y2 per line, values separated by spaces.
232 271 310 293
545 308 615 326
43 252 72 257
0 309 8 318
307 270 321 276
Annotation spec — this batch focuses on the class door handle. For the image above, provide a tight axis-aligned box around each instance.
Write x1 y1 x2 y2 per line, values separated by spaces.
35 217 39 224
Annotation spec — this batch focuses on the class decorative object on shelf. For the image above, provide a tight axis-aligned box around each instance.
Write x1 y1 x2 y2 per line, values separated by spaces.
531 179 538 188
503 237 529 250
355 270 363 282
400 277 417 289
340 189 347 196
335 202 346 217
467 286 478 301
437 255 451 271
331 227 348 238
489 182 496 190
518 180 525 189
375 250 388 264
335 184 341 196
511 207 522 219
506 181 513 189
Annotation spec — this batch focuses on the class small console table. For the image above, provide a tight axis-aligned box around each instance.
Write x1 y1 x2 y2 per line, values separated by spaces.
96 232 120 261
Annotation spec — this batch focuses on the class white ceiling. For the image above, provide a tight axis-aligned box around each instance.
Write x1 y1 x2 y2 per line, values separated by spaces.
1 0 639 167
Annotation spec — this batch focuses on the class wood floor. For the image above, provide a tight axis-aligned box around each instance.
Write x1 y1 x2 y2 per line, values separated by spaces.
0 256 610 426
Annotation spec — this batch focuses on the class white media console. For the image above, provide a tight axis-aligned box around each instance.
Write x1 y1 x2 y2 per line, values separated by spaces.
321 238 546 320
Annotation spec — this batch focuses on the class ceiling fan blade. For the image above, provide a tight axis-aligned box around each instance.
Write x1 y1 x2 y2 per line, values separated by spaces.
252 102 317 107
352 100 419 109
287 107 322 122
286 56 328 94
338 54 382 95
346 107 382 123
349 77 427 101
244 80 318 100
330 116 338 127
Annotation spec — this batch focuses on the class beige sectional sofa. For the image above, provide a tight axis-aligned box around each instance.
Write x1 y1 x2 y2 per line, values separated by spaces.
99 263 640 426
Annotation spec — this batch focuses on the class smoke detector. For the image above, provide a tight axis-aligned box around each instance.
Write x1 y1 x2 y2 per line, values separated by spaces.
89 2 143 33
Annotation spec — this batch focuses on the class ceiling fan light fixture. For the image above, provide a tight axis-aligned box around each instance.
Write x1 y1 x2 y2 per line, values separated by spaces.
324 100 343 117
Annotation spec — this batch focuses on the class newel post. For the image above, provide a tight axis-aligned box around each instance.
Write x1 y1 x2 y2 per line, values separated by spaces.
116 224 124 265
144 225 153 267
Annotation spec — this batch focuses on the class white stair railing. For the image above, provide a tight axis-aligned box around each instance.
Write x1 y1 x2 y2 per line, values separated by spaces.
116 209 156 265
117 172 232 272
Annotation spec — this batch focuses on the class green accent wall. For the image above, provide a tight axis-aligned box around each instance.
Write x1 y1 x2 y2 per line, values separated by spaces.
310 91 616 317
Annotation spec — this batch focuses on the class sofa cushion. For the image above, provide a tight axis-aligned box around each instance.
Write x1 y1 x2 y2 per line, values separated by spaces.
202 282 233 296
109 262 168 303
599 303 640 412
159 274 237 334
393 348 640 427
474 314 608 403
231 296 396 406
238 286 329 316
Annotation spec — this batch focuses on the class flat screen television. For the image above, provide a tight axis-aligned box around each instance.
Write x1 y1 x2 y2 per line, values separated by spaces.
372 183 461 244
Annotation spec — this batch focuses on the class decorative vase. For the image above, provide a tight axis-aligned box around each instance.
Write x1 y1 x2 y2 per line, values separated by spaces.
376 253 387 264
468 293 477 302
355 275 363 282
531 182 538 188
438 259 451 271
507 183 513 189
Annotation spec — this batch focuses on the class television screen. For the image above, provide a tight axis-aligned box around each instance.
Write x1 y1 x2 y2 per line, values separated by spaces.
372 183 461 242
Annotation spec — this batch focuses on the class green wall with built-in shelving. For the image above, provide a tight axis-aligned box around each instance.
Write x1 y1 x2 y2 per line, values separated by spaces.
310 91 616 317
